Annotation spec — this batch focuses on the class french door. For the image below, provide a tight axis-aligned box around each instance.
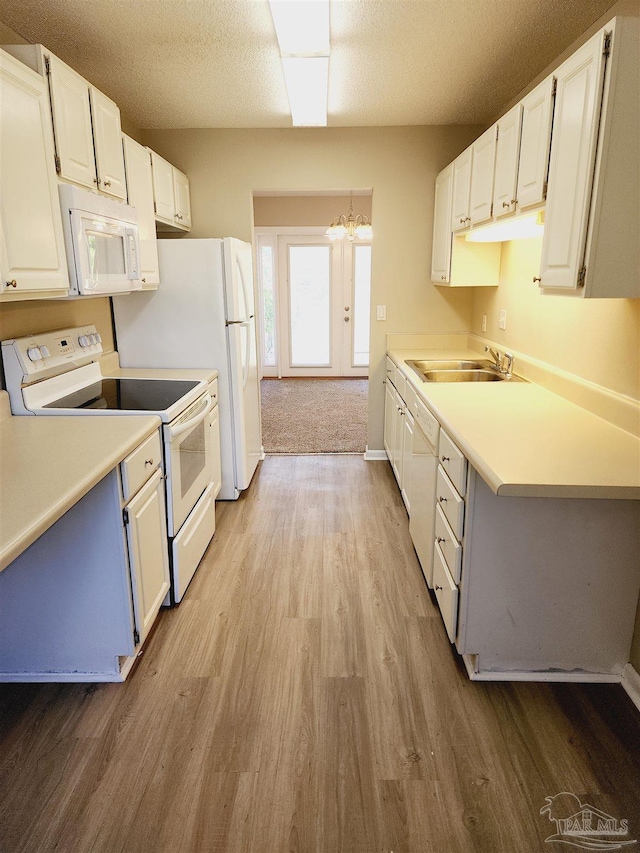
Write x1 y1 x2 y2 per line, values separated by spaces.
257 233 370 377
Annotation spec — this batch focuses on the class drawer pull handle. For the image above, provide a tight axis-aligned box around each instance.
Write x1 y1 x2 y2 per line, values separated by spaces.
435 585 443 591
438 496 447 503
144 458 154 466
441 455 450 462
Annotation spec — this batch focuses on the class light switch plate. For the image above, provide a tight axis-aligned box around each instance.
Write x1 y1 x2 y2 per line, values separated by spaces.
499 309 507 330
481 314 487 332
376 305 386 321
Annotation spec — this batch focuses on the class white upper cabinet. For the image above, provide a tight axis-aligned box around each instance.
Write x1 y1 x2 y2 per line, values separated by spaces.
123 135 160 288
173 168 191 229
0 50 69 299
516 77 554 211
149 149 192 232
493 104 522 219
469 125 497 226
89 88 126 200
2 45 127 201
540 17 639 297
431 163 454 282
541 32 605 291
451 148 472 232
47 54 97 189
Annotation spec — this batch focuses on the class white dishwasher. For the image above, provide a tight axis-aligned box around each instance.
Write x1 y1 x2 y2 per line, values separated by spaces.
408 394 440 588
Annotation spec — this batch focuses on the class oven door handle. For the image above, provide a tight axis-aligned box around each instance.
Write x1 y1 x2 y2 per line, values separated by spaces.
169 394 212 439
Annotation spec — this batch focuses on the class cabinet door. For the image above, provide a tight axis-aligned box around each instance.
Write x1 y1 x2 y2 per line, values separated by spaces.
123 135 160 286
383 379 396 462
400 409 414 513
451 148 472 231
469 124 497 226
431 163 454 282
0 51 69 297
493 104 522 219
149 149 175 224
124 467 170 647
47 54 97 190
391 388 404 486
517 76 554 211
90 88 126 200
539 31 606 290
209 404 222 499
172 167 191 229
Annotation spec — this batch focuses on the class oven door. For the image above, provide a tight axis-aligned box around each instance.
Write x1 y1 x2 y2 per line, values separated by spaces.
69 210 142 295
164 393 214 536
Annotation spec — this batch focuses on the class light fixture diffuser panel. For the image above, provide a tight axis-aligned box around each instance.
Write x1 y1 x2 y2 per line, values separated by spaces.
281 56 329 126
268 0 330 55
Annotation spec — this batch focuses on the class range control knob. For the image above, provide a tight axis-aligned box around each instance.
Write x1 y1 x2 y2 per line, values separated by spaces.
94 332 102 344
39 345 51 358
27 346 42 362
78 335 90 347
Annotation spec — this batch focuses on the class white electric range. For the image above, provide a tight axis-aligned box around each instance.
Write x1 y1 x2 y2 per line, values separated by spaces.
2 325 217 603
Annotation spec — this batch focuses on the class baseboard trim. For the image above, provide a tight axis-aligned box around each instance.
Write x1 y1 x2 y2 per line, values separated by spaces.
622 663 640 712
364 448 388 461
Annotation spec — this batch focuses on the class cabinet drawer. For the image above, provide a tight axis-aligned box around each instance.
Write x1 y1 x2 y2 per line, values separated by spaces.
439 430 467 496
435 503 462 584
121 430 162 501
436 465 465 540
385 356 397 389
404 382 418 417
433 540 459 643
208 377 219 407
414 396 439 449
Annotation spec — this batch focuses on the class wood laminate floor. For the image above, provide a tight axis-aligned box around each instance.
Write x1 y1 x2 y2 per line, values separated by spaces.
1 456 639 853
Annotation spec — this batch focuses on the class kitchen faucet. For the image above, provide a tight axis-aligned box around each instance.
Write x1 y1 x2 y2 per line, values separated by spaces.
485 346 514 376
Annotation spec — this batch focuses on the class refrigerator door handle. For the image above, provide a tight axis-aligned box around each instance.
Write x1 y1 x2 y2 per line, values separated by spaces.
242 322 251 389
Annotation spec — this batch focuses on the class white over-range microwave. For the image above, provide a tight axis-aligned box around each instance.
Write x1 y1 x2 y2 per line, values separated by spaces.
58 184 142 297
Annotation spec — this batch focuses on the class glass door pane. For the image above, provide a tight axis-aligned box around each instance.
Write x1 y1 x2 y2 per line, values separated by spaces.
352 244 371 367
289 245 331 366
259 243 276 367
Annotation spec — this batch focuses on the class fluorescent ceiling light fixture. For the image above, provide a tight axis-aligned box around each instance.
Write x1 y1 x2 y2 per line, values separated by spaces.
281 56 329 126
268 0 330 55
465 211 545 243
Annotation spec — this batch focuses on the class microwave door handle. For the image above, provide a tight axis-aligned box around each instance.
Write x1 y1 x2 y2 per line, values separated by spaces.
169 395 212 439
126 227 140 280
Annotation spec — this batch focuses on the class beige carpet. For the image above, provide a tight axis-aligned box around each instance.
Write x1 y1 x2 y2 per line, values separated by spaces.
260 378 369 454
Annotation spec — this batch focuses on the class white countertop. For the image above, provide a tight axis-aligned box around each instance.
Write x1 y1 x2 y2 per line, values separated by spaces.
388 348 640 500
0 392 160 572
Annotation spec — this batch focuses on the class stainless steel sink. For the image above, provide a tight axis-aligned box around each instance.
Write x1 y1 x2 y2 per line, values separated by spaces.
423 369 505 382
405 358 526 383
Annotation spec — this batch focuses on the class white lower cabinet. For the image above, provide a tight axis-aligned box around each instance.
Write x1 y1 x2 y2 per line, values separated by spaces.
0 429 169 682
383 358 413 511
424 426 640 681
123 467 170 647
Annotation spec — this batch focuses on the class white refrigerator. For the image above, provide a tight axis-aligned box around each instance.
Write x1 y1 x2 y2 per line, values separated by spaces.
113 238 263 500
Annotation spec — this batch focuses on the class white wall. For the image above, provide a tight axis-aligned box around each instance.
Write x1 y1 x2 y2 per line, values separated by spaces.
142 125 482 450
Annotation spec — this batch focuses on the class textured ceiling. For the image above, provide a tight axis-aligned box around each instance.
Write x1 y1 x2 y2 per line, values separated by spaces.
0 0 619 129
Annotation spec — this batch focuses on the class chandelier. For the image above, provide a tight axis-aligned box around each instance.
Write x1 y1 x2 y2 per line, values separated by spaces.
325 199 373 242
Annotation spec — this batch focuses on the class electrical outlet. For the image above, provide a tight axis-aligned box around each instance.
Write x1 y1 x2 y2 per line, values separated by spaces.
481 314 487 333
376 305 386 321
499 309 507 330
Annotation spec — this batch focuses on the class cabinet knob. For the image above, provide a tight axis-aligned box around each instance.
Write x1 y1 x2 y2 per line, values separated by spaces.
441 455 450 462
438 496 447 503
437 537 446 544
502 201 510 208
93 177 101 185
441 275 447 281
533 276 541 283
103 180 112 187
459 218 465 224
344 316 350 322
141 278 146 283
465 216 471 223
144 458 154 466
435 585 443 591
5 279 17 288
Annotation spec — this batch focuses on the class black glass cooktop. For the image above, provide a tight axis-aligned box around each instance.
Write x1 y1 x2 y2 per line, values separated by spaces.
43 378 200 412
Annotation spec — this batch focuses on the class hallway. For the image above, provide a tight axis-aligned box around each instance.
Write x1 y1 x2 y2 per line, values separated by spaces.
0 456 639 852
